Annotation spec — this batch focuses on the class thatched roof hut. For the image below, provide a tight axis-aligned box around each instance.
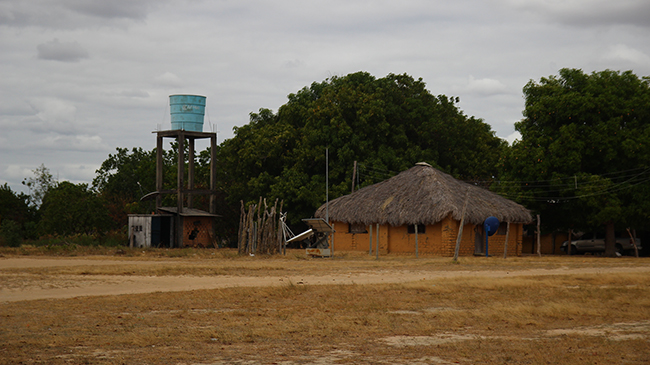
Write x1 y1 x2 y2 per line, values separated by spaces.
315 162 532 226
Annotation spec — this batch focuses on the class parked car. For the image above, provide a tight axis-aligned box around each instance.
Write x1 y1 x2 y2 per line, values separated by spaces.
561 233 642 255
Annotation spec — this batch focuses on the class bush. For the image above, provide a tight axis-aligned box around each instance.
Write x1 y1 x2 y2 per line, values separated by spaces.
0 219 23 247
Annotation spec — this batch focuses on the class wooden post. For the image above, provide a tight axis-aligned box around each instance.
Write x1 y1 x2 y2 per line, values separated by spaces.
210 134 216 215
177 134 184 213
351 161 357 193
503 222 510 259
279 200 285 255
626 228 639 258
331 223 335 257
453 191 469 261
247 204 254 254
275 199 281 254
536 214 541 257
415 224 419 258
176 134 185 248
375 223 379 260
256 197 262 253
188 138 195 209
238 201 245 254
567 229 573 255
156 135 163 211
369 224 372 255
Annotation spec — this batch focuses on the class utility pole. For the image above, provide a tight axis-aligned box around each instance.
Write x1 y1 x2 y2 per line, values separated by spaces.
351 161 357 193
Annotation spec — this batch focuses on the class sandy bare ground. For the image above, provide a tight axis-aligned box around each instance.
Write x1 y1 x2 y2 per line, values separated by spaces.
2 257 650 302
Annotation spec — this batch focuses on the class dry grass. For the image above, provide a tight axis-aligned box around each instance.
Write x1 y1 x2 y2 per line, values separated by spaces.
1 251 649 364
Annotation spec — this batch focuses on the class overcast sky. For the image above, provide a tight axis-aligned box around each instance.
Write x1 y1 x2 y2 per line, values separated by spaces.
1 0 649 194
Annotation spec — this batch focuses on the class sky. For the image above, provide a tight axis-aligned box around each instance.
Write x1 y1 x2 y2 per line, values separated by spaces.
1 0 649 194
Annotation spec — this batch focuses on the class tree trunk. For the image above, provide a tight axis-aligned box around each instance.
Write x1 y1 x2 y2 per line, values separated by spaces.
604 222 616 257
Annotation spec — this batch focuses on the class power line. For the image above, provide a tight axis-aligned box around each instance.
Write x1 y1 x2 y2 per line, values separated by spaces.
494 175 650 202
487 167 650 187
354 162 650 202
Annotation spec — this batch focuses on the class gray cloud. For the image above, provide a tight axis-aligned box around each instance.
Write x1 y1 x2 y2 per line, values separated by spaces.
507 0 650 28
0 0 163 29
37 39 89 62
64 0 159 20
0 0 649 194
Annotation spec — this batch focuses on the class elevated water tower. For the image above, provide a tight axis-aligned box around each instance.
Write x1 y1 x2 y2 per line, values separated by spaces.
145 94 219 247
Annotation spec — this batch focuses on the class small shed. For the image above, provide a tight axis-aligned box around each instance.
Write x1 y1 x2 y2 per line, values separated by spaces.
128 214 174 248
314 162 533 256
157 207 219 248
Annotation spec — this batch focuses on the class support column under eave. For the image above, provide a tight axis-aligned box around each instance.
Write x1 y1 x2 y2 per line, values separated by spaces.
188 138 195 209
156 135 163 211
177 134 184 248
210 134 216 215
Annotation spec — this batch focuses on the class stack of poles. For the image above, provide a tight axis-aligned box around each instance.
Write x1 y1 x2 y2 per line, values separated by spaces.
238 198 283 255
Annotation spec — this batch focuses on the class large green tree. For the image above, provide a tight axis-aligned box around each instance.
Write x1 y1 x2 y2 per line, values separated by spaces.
40 181 110 236
0 183 32 226
94 143 218 230
218 72 505 226
0 184 33 245
93 147 158 229
497 68 650 255
93 146 186 229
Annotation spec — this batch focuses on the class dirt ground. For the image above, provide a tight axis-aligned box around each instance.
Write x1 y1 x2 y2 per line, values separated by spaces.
2 252 650 364
3 256 650 302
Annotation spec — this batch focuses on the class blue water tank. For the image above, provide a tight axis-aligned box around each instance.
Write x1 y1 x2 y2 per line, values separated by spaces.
170 95 206 132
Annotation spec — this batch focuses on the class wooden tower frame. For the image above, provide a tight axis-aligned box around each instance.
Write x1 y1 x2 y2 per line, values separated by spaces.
154 130 217 247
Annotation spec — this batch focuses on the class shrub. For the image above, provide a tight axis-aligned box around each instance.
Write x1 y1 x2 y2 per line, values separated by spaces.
0 219 22 247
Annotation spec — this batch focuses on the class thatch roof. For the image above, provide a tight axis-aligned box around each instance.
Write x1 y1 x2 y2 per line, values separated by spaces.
314 163 532 226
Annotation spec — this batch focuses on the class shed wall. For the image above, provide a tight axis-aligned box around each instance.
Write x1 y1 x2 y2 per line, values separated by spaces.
181 216 213 247
128 216 151 248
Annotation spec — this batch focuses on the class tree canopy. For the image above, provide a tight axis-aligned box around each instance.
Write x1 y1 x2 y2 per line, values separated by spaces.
0 183 31 226
39 181 110 237
496 68 650 254
217 72 505 225
21 163 56 208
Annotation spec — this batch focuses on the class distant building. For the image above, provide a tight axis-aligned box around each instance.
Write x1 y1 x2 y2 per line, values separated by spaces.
314 163 532 256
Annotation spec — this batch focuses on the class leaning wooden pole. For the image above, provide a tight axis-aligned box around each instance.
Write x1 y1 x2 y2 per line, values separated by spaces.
453 191 470 261
626 228 639 258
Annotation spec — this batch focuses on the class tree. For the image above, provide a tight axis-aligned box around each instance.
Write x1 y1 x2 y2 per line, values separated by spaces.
93 147 170 229
93 147 158 199
22 164 56 208
0 183 34 244
0 183 32 226
39 181 110 236
94 143 217 230
496 68 650 256
0 219 22 247
218 72 505 226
